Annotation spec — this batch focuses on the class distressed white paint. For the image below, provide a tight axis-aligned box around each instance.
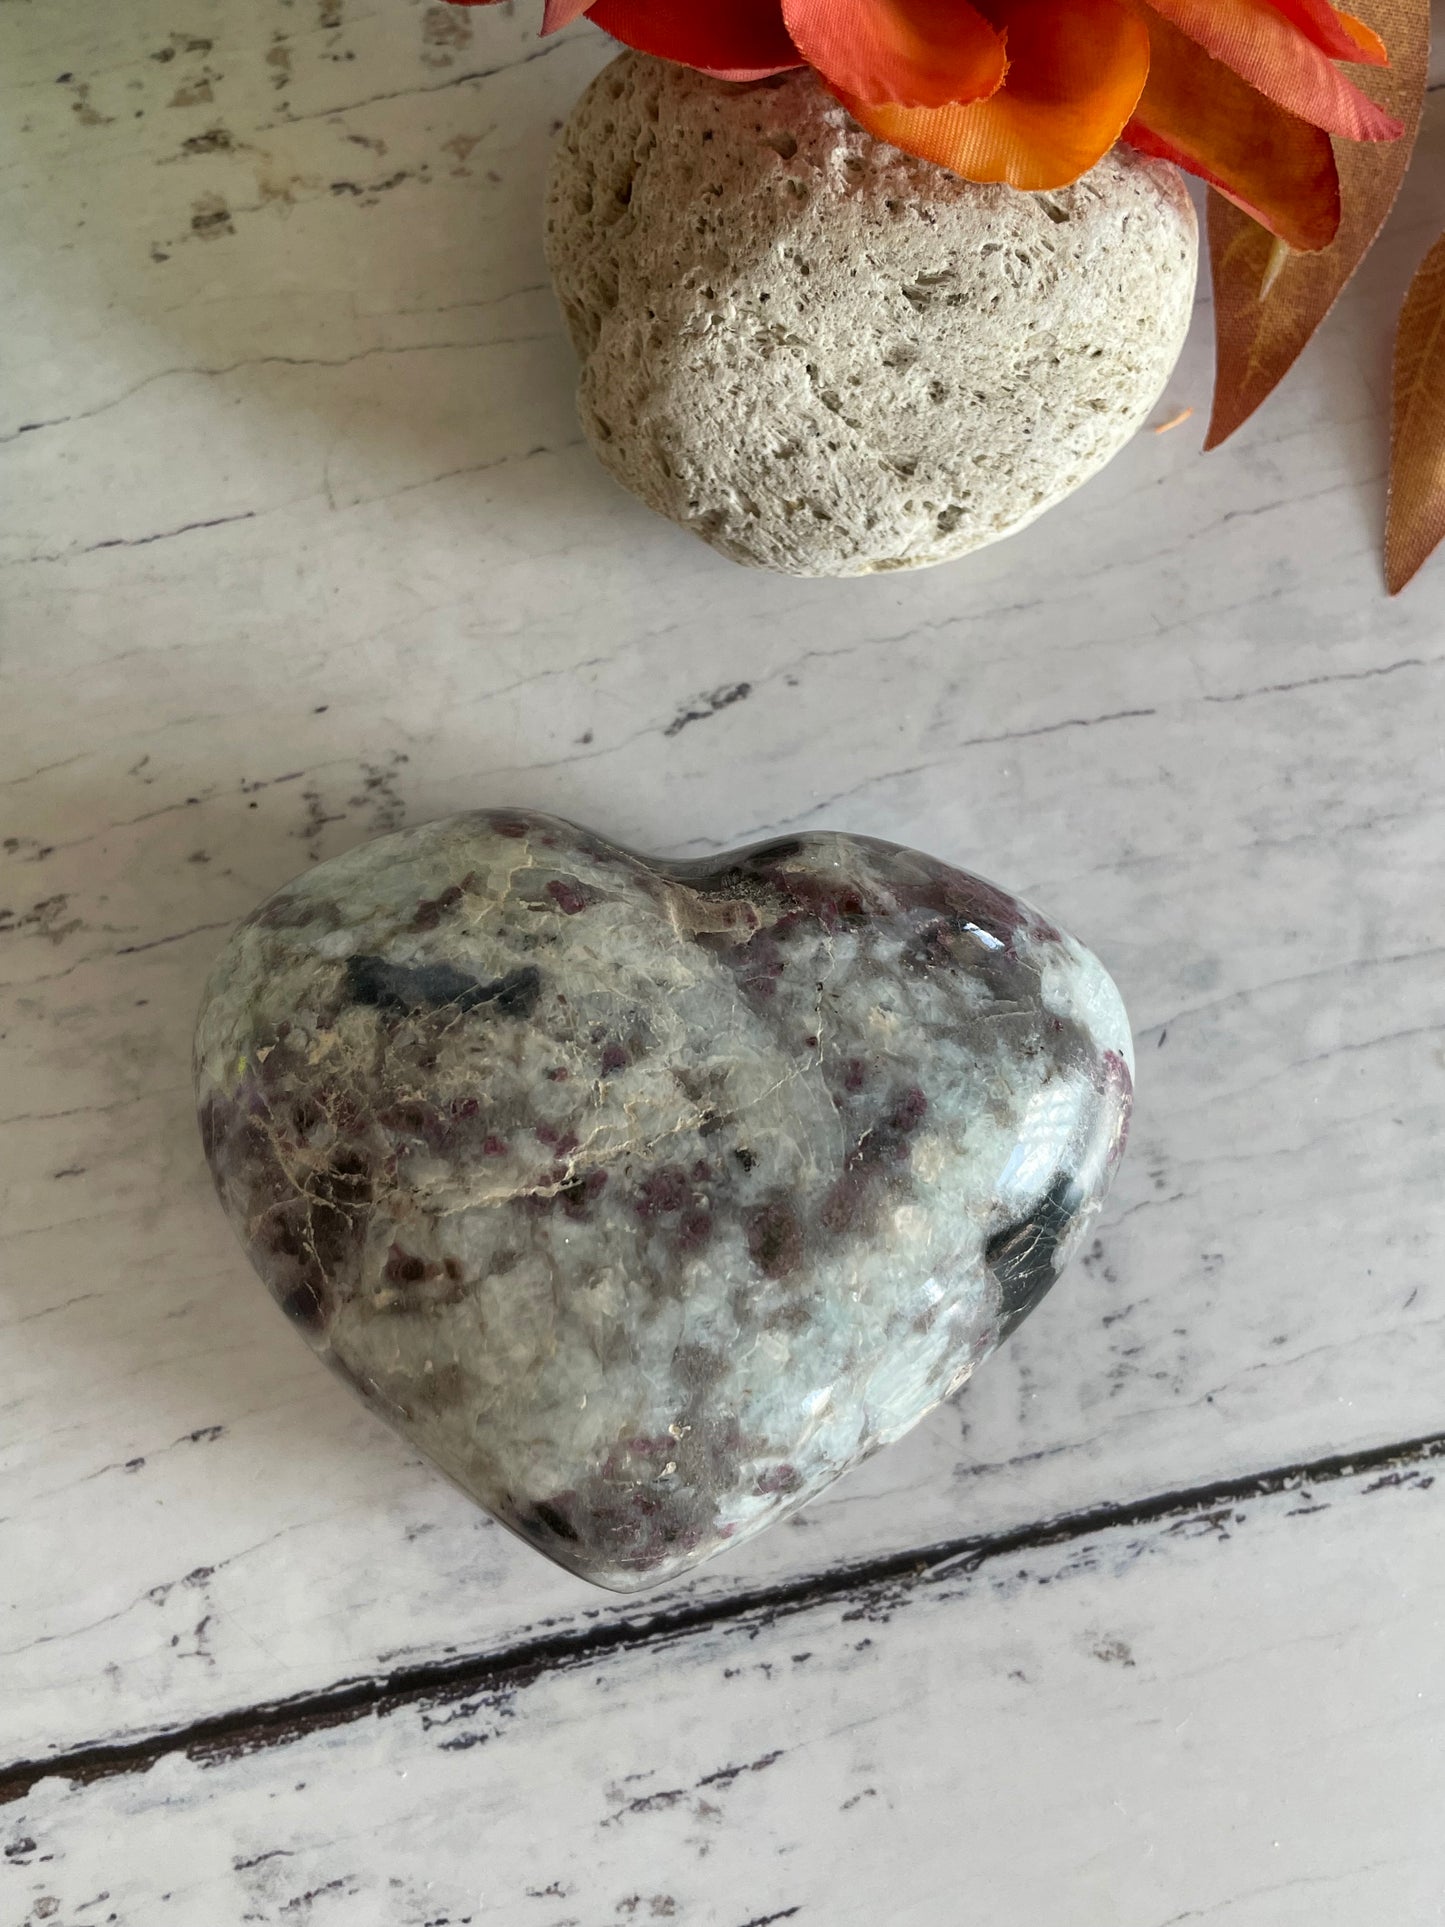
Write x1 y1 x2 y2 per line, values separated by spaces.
3 0 1445 1789
8 1464 1445 1926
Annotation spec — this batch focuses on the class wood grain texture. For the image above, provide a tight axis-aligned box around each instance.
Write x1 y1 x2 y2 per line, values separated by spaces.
6 1459 1444 1926
3 0 1445 1791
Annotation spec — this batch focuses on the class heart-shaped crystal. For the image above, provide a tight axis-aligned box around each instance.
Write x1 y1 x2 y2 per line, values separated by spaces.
195 813 1132 1590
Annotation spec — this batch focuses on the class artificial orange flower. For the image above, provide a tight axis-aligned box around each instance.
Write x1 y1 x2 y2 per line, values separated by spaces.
449 0 1402 250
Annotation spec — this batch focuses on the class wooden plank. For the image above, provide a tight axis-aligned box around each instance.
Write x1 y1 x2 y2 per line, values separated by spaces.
6 1453 1443 1925
5 0 1445 1766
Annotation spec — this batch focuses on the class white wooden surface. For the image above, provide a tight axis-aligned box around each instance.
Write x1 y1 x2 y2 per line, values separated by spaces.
9 1460 1445 1926
3 0 1444 1918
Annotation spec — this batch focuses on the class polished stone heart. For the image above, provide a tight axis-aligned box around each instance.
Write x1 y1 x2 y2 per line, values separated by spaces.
195 812 1132 1591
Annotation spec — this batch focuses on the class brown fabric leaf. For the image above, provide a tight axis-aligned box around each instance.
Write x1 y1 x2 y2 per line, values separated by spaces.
1385 231 1445 594
1203 0 1429 449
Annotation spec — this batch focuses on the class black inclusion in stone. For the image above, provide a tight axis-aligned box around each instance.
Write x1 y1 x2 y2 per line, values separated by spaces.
986 1171 1083 1339
521 1499 581 1544
345 955 542 1020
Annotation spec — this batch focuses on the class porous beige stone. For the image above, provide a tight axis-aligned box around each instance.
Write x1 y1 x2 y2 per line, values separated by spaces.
545 53 1198 577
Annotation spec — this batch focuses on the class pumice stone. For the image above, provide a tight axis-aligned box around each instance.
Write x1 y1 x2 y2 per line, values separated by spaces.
546 54 1198 577
195 812 1133 1590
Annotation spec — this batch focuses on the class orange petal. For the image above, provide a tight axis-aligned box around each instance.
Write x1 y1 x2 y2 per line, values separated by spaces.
1386 230 1445 592
1206 0 1428 446
542 0 594 31
1336 9 1389 59
1264 0 1388 64
1125 13 1340 250
836 0 1149 190
1139 0 1401 139
783 0 1005 110
586 0 802 80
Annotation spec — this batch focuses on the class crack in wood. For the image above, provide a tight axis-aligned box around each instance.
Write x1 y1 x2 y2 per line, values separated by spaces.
4 1426 1442 1807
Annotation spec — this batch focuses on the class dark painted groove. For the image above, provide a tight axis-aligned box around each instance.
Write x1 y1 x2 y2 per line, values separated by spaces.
4 1427 1442 1806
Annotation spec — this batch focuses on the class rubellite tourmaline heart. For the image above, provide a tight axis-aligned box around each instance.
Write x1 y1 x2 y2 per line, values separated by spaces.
194 813 1132 1591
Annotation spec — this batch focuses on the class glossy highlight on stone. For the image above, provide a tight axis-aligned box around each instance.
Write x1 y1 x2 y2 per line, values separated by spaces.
194 813 1133 1591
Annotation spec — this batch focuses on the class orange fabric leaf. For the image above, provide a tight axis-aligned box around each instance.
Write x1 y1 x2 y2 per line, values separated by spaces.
782 0 1005 110
1125 13 1340 251
1386 231 1445 592
1140 0 1401 139
586 0 802 80
1206 0 1428 446
836 0 1149 190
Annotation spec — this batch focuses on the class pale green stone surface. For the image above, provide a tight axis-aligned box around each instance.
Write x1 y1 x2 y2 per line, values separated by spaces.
195 813 1132 1590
